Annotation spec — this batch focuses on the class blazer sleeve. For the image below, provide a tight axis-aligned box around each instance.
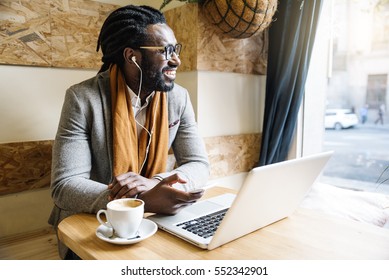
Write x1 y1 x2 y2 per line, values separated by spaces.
154 87 210 191
50 87 109 216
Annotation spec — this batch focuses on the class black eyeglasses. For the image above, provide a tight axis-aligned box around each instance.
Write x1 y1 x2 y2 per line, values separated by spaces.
139 43 182 60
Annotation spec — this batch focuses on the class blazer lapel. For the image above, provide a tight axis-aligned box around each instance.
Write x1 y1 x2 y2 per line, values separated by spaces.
98 71 114 182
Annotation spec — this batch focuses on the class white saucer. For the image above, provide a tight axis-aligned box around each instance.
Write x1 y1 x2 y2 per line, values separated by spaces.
95 219 157 245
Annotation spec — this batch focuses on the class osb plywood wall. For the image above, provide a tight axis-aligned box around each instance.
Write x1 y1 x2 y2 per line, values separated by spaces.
1 1 268 73
0 134 260 196
0 0 117 68
205 134 261 179
0 141 52 196
164 3 268 75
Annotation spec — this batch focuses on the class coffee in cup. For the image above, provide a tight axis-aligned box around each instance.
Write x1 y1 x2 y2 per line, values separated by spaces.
96 198 144 238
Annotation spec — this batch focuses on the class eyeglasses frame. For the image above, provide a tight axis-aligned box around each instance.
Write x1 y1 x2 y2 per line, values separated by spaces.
138 43 182 60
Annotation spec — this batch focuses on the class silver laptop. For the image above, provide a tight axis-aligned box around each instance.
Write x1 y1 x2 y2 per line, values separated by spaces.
148 151 333 250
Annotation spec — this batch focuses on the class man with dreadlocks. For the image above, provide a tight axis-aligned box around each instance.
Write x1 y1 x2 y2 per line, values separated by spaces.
49 5 210 259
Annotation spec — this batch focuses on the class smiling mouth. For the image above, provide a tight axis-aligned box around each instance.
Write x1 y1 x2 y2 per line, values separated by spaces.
164 70 176 80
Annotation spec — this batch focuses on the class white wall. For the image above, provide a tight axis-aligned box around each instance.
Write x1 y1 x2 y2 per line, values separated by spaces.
197 71 265 138
174 71 265 138
0 66 265 143
0 65 96 143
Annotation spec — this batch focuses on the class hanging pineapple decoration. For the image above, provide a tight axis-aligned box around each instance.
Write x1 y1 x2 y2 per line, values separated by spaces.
202 0 278 39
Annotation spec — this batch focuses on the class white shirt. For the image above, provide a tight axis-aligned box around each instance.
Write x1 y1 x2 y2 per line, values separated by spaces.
127 86 155 139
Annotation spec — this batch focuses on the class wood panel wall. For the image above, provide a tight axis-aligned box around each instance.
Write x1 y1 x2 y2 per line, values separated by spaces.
1 1 268 73
0 141 52 196
0 134 261 196
0 0 117 68
164 3 268 75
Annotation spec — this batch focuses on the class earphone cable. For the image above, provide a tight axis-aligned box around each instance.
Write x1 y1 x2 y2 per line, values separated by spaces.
132 58 158 173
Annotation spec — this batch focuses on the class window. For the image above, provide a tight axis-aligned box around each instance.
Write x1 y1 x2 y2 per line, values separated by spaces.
372 2 389 51
366 74 387 109
303 0 389 195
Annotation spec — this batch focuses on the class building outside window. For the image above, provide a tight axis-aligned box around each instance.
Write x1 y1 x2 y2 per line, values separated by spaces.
304 0 389 195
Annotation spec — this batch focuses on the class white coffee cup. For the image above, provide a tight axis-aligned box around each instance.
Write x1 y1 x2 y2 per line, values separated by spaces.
96 198 144 238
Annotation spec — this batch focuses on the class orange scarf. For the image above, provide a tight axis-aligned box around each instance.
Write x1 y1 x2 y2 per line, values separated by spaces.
110 64 168 178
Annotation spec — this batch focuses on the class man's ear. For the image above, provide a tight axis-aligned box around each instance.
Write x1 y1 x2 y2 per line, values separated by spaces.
123 48 135 63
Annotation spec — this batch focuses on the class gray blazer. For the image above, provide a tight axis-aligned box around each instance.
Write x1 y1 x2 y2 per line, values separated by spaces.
49 70 209 258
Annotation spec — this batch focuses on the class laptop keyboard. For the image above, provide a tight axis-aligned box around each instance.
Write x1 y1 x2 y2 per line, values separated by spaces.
176 208 228 239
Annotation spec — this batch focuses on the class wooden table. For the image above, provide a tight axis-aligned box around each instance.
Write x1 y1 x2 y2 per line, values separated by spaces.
57 187 389 260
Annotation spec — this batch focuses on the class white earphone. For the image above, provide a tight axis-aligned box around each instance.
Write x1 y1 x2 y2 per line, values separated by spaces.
129 55 155 173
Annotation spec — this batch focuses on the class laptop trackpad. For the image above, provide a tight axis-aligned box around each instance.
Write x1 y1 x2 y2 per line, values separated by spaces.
187 194 235 215
186 201 224 215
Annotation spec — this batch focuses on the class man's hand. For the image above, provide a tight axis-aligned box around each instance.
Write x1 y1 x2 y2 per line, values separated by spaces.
108 172 160 200
138 173 204 215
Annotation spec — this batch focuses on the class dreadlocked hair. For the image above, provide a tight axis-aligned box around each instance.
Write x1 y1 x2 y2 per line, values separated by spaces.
96 5 166 73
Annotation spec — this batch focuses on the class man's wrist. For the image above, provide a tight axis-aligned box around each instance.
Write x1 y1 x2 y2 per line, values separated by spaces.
152 175 164 182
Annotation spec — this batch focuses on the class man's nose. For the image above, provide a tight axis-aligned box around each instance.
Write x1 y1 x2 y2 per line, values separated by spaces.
168 52 181 66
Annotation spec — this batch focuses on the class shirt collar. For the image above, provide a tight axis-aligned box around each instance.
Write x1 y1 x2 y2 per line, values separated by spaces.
127 86 155 109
